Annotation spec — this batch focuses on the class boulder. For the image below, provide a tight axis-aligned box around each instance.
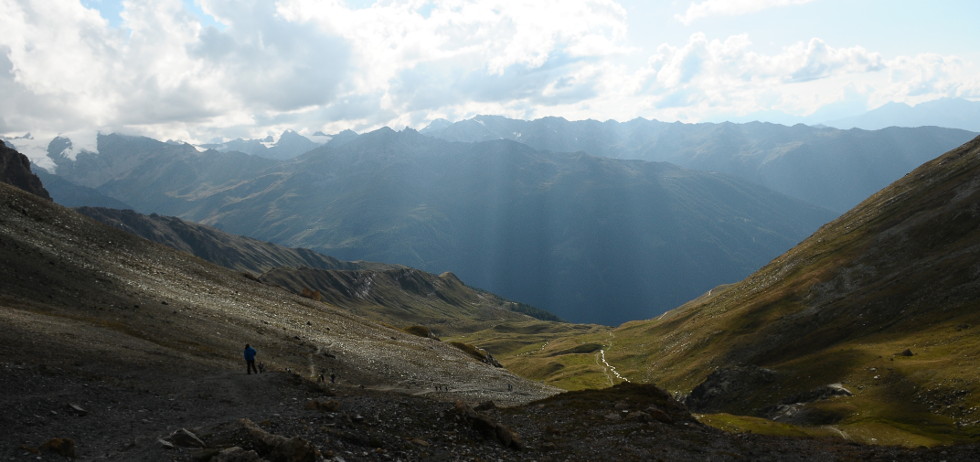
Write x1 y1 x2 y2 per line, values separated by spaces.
450 401 522 450
474 400 496 411
645 406 674 424
167 427 206 448
685 365 777 413
238 418 320 462
67 402 88 416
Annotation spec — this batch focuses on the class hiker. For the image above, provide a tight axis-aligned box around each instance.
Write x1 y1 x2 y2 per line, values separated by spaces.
244 344 258 374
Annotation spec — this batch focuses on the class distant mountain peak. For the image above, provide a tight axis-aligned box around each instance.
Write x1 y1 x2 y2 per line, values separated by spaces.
196 130 321 160
825 97 980 131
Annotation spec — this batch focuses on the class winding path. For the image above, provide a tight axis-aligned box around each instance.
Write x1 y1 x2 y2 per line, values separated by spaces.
598 349 630 383
597 332 630 384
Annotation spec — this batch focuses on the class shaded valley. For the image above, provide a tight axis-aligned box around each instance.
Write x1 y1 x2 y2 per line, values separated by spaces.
43 128 834 324
490 135 980 447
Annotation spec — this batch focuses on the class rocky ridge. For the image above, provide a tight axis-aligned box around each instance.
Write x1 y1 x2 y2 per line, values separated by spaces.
0 140 50 200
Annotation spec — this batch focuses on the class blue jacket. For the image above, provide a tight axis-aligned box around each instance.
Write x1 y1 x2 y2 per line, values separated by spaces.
244 346 257 361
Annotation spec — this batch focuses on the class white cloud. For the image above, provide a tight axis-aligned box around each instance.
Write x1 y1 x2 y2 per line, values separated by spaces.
782 39 884 82
0 0 632 148
638 33 916 120
275 0 630 120
676 0 816 25
1 0 978 158
881 54 973 101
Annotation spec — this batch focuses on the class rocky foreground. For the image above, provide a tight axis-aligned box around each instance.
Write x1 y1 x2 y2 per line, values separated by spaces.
4 360 979 461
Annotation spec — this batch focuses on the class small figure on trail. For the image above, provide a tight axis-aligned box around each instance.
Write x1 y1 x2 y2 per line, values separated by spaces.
330 373 336 384
507 383 513 392
244 344 258 374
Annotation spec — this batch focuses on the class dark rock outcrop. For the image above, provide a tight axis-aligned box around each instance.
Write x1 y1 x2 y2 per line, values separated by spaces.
238 418 319 462
685 365 778 413
0 142 51 200
450 401 523 450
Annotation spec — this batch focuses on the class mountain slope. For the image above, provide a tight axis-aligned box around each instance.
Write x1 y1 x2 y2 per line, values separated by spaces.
50 133 279 216
598 135 980 445
35 169 132 208
423 116 977 212
51 128 834 324
260 266 560 330
75 206 391 275
199 129 322 160
0 178 558 399
76 206 561 329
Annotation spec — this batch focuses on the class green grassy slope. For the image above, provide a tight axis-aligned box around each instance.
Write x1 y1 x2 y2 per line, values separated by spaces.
595 136 980 445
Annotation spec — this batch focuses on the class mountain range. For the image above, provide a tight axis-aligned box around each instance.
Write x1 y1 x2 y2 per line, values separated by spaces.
716 97 980 133
199 129 327 160
20 117 978 325
422 115 977 212
42 129 833 324
825 98 980 132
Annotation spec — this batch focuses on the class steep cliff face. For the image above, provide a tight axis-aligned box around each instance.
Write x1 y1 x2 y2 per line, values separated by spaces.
0 142 51 200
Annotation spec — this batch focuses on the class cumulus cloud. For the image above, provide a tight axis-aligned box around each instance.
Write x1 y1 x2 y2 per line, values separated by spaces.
783 39 884 82
276 0 629 120
676 0 816 25
0 0 631 144
0 0 977 152
640 33 910 120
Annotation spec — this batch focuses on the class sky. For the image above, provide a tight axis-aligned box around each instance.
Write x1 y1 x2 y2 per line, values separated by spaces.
2 0 979 153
